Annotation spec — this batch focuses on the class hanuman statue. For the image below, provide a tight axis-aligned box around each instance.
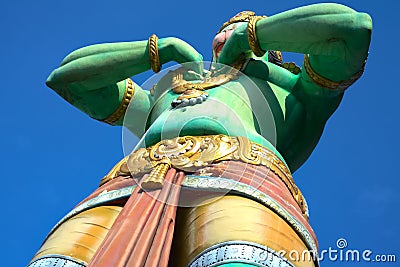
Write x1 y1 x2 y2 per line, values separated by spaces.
29 3 371 267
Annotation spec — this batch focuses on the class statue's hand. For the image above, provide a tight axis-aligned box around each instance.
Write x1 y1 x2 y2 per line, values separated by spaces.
167 37 204 77
217 23 250 65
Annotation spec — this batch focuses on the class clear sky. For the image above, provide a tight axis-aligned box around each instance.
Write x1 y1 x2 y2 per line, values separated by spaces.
1 0 399 266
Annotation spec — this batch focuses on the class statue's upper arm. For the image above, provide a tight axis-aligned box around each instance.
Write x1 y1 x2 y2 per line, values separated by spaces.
70 79 152 135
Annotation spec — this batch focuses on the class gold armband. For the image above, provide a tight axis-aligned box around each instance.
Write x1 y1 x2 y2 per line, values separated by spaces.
303 54 366 90
247 16 266 57
102 78 135 125
148 34 161 73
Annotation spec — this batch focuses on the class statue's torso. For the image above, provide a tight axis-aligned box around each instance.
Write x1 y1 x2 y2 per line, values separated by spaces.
138 63 306 163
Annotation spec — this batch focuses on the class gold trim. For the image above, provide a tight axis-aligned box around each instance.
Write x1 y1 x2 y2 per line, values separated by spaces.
268 51 283 65
101 79 135 125
141 162 170 190
283 62 301 75
275 51 283 62
218 11 255 33
99 155 130 186
149 83 157 96
173 196 314 267
148 34 161 73
303 54 366 90
103 135 306 216
170 61 244 94
247 16 266 57
177 89 208 100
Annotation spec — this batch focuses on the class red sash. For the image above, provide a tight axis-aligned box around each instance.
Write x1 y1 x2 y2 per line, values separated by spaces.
88 169 184 267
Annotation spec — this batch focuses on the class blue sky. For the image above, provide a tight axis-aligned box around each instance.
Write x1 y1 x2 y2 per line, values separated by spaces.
1 0 399 266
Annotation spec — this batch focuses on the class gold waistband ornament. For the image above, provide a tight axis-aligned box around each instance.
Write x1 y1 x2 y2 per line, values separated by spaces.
105 135 307 215
141 160 171 190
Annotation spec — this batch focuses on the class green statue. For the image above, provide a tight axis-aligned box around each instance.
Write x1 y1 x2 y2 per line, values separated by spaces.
29 3 371 267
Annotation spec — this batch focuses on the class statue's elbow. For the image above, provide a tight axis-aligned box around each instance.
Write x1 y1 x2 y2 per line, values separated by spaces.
45 71 62 91
357 12 373 32
45 72 55 89
345 12 372 56
354 12 372 54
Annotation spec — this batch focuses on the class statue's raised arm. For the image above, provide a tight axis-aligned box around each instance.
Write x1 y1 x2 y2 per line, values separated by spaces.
219 3 371 82
214 3 371 170
46 37 203 135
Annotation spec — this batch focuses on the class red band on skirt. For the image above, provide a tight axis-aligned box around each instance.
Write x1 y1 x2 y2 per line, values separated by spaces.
87 168 185 267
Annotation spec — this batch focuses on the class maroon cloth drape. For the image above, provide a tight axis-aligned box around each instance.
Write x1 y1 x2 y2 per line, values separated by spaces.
88 169 184 267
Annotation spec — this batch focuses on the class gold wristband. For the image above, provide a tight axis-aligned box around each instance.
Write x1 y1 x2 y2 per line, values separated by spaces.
303 54 366 90
148 34 161 73
247 16 266 57
218 11 256 34
102 78 135 125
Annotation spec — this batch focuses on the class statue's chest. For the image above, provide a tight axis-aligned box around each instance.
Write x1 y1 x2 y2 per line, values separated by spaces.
239 77 306 146
149 73 305 147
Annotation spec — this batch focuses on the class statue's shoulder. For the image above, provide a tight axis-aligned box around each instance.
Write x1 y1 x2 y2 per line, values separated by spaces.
243 58 299 94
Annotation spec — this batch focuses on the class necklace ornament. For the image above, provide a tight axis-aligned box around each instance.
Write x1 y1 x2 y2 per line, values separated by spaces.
170 62 244 108
171 89 208 108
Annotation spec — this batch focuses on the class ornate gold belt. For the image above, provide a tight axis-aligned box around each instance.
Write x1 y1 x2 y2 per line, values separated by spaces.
100 135 307 215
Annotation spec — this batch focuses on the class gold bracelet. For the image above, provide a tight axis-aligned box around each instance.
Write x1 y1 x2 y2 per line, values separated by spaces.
148 34 161 73
303 54 366 90
102 78 135 125
218 11 255 34
247 16 266 57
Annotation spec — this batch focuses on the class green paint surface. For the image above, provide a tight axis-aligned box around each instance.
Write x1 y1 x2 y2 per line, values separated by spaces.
46 3 371 172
